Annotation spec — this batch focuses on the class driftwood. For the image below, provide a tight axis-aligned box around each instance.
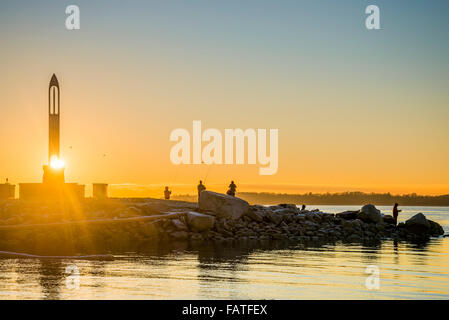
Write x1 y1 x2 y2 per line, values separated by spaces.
0 212 186 231
0 250 114 260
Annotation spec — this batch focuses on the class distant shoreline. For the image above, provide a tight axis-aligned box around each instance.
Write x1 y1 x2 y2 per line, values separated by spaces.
5 192 449 207
172 191 449 207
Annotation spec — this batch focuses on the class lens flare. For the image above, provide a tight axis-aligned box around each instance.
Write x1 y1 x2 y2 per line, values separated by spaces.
50 155 65 169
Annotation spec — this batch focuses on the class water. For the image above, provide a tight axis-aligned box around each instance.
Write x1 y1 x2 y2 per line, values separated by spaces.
0 206 448 300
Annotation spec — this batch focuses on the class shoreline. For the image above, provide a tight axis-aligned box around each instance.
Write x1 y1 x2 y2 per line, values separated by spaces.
5 198 449 207
0 192 446 258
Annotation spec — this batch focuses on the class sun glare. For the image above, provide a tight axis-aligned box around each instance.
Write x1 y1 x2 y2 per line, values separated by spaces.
50 156 65 169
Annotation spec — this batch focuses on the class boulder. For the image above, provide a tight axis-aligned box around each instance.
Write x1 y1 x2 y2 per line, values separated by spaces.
397 222 405 229
336 210 358 220
428 220 444 236
186 211 215 232
273 208 291 215
245 208 263 222
266 211 283 225
405 213 430 234
215 219 233 234
254 209 268 220
141 222 159 240
170 231 189 240
172 219 188 231
199 191 250 220
346 234 362 242
342 219 363 232
357 204 382 223
305 212 319 221
278 204 297 210
190 233 204 241
382 214 396 225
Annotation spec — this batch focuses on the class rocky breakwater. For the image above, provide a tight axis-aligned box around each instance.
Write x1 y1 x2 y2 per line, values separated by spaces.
0 194 446 256
164 192 445 244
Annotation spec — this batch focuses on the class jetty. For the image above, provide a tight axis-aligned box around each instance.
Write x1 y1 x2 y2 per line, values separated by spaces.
0 191 445 257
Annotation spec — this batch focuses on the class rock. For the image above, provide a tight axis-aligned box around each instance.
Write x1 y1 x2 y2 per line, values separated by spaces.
405 213 430 234
382 214 395 225
342 219 363 235
172 219 188 231
272 208 291 215
251 205 266 211
186 211 215 232
142 222 159 239
428 220 444 236
170 231 189 240
245 208 263 222
272 234 287 240
220 229 234 237
198 191 249 220
278 204 297 210
357 204 382 223
190 233 204 241
346 234 362 242
127 206 143 215
336 210 358 220
266 211 283 225
304 221 319 230
375 222 388 232
215 220 226 233
254 209 268 220
319 213 335 220
305 212 319 221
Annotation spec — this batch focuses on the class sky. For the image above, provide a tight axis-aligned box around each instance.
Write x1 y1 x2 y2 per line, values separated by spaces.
0 0 448 197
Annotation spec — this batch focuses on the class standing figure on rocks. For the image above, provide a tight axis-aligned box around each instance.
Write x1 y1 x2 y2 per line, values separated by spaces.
393 203 401 226
197 180 206 200
227 181 237 197
164 186 172 200
301 204 306 211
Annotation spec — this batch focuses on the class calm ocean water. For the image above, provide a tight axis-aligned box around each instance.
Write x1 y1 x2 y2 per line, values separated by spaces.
0 205 448 300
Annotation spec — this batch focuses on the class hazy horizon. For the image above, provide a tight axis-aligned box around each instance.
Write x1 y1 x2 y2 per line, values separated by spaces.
69 183 449 199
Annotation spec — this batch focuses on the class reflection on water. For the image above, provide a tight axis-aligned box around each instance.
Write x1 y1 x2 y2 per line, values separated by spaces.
0 206 448 300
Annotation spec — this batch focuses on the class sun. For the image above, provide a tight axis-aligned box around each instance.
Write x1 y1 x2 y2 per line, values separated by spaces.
50 155 65 170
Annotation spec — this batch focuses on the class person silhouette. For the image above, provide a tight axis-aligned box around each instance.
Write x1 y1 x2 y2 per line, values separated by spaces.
227 180 237 197
197 180 206 200
393 203 401 226
164 186 172 200
301 204 306 211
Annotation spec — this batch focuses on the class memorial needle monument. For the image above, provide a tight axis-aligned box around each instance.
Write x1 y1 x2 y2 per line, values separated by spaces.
19 74 85 200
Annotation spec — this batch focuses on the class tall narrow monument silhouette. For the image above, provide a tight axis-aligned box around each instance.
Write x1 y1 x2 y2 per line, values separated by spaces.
43 74 65 184
19 74 84 200
48 74 60 162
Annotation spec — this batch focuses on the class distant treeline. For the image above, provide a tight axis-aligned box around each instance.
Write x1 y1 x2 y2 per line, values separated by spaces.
173 192 449 206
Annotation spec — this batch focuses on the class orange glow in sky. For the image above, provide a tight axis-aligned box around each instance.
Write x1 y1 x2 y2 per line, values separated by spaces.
1 2 448 197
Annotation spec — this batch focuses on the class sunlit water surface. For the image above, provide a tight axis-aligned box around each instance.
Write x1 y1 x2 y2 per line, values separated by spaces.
0 206 448 299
